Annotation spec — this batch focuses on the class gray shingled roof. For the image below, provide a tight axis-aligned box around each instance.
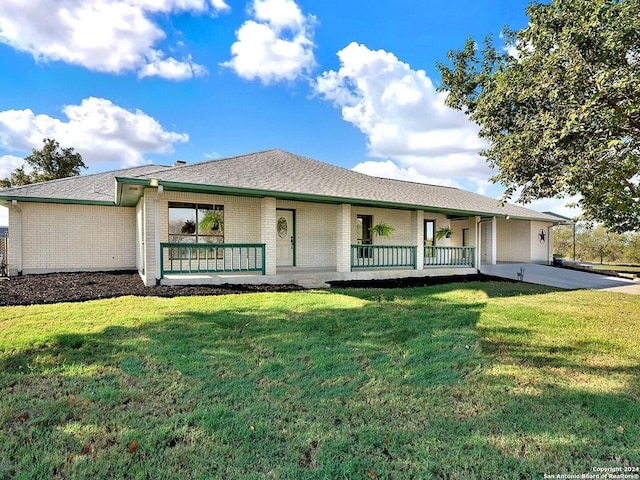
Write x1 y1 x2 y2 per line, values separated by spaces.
0 149 558 221
135 149 558 221
0 165 169 203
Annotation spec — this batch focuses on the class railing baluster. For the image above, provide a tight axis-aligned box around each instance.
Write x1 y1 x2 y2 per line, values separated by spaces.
160 243 266 277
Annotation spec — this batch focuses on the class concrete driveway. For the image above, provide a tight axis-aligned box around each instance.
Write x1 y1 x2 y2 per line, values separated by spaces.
480 263 640 294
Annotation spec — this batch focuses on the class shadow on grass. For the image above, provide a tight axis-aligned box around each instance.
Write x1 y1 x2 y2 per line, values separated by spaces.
0 283 638 479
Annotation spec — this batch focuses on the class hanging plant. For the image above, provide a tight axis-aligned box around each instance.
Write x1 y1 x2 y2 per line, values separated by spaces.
370 222 395 238
181 219 196 234
199 209 224 231
435 225 453 240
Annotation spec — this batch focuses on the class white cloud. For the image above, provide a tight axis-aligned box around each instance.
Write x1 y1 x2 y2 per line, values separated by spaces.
138 51 208 80
315 42 490 187
0 0 225 79
352 160 461 188
210 0 230 12
0 155 24 180
0 155 25 226
221 0 316 84
0 97 189 168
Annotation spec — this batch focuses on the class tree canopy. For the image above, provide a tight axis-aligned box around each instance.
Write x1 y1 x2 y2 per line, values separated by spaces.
1 138 87 188
437 0 640 232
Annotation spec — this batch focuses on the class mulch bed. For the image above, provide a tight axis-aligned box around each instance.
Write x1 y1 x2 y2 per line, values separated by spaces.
0 271 514 307
0 271 303 307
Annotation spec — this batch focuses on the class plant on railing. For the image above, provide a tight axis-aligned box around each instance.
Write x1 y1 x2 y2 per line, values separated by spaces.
199 209 224 231
370 222 395 238
435 225 453 240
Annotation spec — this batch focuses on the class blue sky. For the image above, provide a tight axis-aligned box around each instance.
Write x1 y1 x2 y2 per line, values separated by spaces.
0 0 577 226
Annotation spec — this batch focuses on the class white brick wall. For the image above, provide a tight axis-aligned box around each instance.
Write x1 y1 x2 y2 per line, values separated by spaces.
277 199 337 268
158 191 262 244
423 213 453 246
16 202 136 274
496 219 531 262
352 207 414 245
530 221 552 263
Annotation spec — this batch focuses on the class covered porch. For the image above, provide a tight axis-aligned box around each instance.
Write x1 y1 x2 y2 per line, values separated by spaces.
158 242 476 288
136 189 540 287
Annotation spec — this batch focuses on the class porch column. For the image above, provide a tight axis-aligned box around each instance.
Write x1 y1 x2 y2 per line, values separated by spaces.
142 188 158 286
469 216 480 269
261 197 277 275
412 210 424 270
336 203 351 273
488 216 497 265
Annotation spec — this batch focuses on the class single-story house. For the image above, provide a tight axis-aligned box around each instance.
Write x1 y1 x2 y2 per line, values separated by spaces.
0 149 561 287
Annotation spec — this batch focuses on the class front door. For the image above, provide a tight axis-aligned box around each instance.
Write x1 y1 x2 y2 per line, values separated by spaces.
276 209 295 267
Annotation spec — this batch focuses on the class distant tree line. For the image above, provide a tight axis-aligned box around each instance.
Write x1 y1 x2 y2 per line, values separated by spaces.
554 224 640 265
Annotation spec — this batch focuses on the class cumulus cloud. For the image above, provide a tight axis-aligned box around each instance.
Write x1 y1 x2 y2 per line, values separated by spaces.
221 0 316 84
0 97 189 168
0 0 225 79
352 160 461 188
315 42 490 187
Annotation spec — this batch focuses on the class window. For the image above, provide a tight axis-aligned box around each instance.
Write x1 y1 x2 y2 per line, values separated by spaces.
169 202 224 244
356 214 373 259
357 215 373 245
424 219 436 259
169 203 224 259
424 220 435 246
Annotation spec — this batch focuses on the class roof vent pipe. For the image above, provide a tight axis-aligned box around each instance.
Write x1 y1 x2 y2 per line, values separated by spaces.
173 160 187 167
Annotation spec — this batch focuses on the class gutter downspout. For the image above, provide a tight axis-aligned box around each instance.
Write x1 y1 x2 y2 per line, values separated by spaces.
154 182 163 286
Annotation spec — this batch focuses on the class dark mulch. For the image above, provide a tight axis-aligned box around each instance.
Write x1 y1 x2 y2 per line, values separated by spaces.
328 273 515 289
0 271 516 307
0 271 303 307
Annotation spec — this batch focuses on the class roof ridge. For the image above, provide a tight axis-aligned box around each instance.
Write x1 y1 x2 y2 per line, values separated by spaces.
372 174 462 191
177 149 282 169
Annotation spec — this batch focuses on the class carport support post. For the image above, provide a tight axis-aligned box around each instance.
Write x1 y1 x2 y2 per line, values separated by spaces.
489 216 497 265
470 216 480 269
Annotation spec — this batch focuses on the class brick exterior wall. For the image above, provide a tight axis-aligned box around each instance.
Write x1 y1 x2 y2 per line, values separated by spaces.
11 202 136 274
530 221 552 264
277 199 337 268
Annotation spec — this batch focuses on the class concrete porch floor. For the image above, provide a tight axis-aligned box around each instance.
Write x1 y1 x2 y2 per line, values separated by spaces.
161 266 477 288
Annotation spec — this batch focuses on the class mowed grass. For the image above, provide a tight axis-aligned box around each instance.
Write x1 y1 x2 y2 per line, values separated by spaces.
0 283 639 479
591 264 640 274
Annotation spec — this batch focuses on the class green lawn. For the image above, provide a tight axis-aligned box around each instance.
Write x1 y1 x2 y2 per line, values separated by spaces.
591 264 640 274
1 283 639 479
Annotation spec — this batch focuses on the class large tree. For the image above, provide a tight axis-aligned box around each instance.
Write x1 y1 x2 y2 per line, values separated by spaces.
437 0 640 232
1 138 87 188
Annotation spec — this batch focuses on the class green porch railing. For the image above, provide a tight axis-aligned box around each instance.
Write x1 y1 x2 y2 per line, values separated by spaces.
351 245 417 270
424 246 475 267
160 243 265 278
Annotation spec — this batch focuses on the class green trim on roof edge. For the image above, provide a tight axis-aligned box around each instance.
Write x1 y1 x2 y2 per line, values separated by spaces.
0 196 116 207
114 177 555 222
